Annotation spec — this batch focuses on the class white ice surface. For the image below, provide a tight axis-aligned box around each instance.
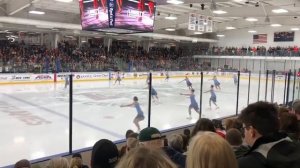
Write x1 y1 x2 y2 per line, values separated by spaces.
0 75 296 166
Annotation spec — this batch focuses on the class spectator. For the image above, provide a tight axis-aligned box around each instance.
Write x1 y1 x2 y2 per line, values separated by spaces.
72 153 89 168
225 128 250 158
238 101 300 168
91 139 119 168
138 127 186 168
186 131 238 168
279 113 299 141
292 99 300 122
182 129 191 151
116 147 177 168
70 157 82 168
168 134 184 153
212 119 226 138
14 159 31 168
119 130 136 157
126 134 139 153
191 118 215 137
224 118 243 132
48 157 69 168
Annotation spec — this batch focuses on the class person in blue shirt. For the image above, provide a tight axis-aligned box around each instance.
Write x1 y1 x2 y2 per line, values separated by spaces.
120 96 144 131
205 85 219 109
64 75 69 89
233 74 238 86
179 76 193 90
148 84 159 102
211 76 221 90
180 89 200 119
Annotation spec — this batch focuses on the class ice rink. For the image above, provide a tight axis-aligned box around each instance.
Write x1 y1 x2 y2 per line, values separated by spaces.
0 74 296 166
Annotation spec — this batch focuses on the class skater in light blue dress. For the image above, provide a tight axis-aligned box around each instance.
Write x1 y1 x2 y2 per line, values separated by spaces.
180 89 200 119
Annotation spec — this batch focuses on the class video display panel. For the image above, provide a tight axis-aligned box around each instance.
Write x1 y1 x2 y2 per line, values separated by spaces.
80 0 155 32
114 0 155 31
80 0 109 30
274 31 294 42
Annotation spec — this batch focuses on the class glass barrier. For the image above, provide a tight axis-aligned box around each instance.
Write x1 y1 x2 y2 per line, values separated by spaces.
201 71 237 119
150 71 201 130
273 71 285 104
0 77 69 167
72 72 144 152
0 69 298 167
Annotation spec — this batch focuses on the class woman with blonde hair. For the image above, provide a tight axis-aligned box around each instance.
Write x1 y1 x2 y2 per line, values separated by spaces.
47 157 69 168
187 132 238 168
116 147 177 168
69 157 82 168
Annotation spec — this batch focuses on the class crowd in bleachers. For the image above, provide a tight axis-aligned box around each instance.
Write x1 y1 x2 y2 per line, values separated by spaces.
14 100 300 168
2 39 300 74
193 46 300 56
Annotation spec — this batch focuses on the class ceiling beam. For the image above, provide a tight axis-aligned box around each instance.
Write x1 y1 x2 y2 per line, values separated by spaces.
7 0 40 16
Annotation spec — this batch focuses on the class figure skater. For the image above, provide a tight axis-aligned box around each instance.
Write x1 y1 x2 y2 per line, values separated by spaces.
147 84 159 103
93 0 99 19
64 75 70 89
147 0 155 17
233 74 238 86
100 0 107 13
180 89 200 119
116 0 123 13
120 96 145 131
179 76 193 90
165 71 170 82
205 85 219 109
211 76 221 90
114 71 122 85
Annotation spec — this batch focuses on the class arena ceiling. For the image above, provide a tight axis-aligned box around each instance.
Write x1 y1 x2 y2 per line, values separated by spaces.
0 0 299 42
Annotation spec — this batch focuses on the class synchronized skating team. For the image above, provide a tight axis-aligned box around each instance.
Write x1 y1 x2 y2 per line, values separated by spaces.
64 72 238 131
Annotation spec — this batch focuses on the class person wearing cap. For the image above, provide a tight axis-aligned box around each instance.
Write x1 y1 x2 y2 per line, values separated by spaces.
91 139 119 168
138 127 186 168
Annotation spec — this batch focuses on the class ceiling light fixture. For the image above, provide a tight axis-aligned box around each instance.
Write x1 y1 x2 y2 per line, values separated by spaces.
201 4 205 10
166 0 184 5
213 10 227 14
271 24 282 27
226 26 236 30
272 9 288 13
29 10 45 15
248 30 257 33
165 28 176 31
245 17 258 22
165 15 177 20
217 34 225 37
55 0 73 2
291 28 299 31
194 32 203 35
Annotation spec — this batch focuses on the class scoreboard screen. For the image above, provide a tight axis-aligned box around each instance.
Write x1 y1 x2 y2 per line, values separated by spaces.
80 0 155 32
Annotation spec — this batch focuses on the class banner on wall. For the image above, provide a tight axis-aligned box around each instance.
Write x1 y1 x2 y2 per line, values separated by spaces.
253 34 267 44
274 31 294 42
197 15 205 32
188 13 197 30
206 16 213 32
